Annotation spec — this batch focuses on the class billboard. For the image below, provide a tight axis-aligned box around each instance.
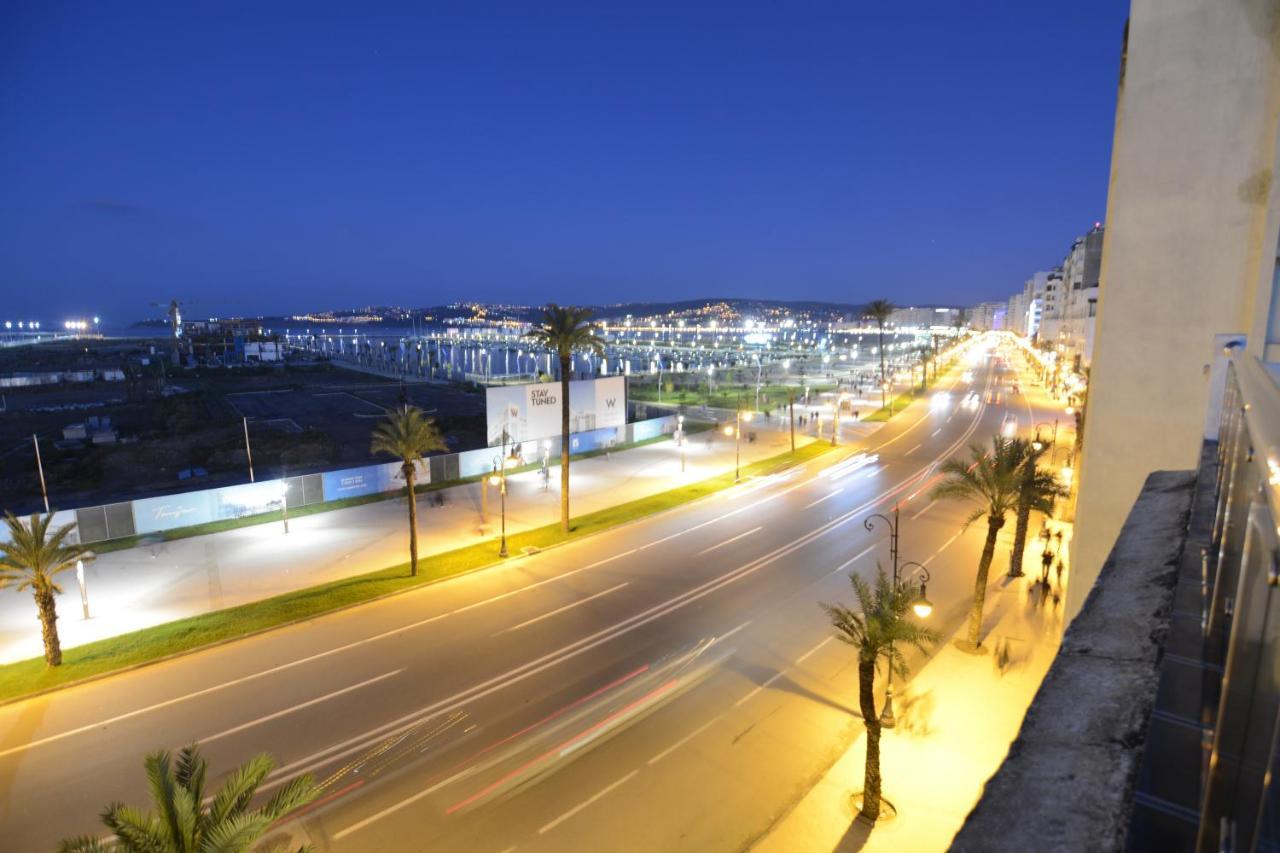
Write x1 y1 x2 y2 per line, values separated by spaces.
486 376 625 446
133 480 287 535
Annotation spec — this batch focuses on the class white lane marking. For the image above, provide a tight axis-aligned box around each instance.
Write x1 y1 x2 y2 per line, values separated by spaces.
497 583 629 635
947 413 955 423
0 611 450 759
200 670 403 744
797 637 834 664
829 544 876 577
697 526 762 555
923 529 964 564
735 671 785 707
498 848 517 853
716 621 751 645
647 714 725 765
931 428 942 437
909 501 935 522
803 488 843 509
248 385 1001 803
905 443 921 456
538 769 640 835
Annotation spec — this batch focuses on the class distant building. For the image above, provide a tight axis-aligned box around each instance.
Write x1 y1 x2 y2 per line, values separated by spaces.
968 301 1008 331
889 305 963 329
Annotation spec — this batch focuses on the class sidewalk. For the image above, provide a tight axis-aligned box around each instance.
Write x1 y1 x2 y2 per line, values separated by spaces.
756 342 1075 853
0 420 878 664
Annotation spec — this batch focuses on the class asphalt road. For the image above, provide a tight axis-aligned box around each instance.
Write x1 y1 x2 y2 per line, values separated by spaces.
0 337 1060 851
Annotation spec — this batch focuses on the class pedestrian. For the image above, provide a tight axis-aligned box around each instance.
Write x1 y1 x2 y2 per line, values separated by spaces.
1040 548 1054 579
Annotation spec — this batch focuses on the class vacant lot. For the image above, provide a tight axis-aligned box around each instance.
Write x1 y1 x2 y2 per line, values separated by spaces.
1 344 485 514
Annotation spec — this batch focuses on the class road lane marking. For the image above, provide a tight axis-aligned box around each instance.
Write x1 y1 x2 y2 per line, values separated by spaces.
734 671 785 707
538 770 640 835
647 714 725 765
931 428 942 437
797 637 835 664
35 363 994 774
716 621 751 644
497 583 629 635
829 544 876 577
697 526 762 555
923 529 965 563
200 670 403 744
909 501 935 521
0 611 451 759
905 443 921 456
803 489 843 510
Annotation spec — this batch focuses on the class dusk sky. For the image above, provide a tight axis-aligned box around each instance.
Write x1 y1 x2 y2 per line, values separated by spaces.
2 2 1128 324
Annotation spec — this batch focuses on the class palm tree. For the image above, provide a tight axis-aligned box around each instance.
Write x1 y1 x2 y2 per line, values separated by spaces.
525 304 605 534
864 300 895 410
371 406 448 576
0 511 89 667
59 744 318 852
824 567 937 823
1007 444 1068 578
931 436 1027 651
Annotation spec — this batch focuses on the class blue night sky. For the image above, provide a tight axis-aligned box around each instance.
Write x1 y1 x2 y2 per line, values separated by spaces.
1 2 1128 324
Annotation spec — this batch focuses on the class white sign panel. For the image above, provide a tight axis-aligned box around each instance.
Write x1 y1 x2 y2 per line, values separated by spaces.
486 376 625 445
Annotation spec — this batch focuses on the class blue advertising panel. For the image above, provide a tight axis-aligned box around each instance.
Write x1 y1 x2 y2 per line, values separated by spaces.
322 465 384 501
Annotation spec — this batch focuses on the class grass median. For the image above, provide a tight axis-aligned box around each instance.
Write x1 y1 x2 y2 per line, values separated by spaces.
0 438 831 704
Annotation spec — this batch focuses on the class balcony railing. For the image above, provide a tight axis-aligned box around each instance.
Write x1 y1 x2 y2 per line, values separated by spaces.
1198 352 1280 851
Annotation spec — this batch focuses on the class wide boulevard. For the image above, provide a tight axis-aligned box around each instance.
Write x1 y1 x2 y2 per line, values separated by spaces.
0 336 1058 851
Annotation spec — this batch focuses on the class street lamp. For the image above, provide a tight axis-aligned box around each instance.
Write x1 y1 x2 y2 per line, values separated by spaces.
1033 420 1059 465
863 505 932 728
732 399 753 482
677 413 686 473
76 552 96 619
278 480 290 534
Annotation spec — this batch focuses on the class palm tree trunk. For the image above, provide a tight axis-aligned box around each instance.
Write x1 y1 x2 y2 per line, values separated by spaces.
1009 495 1031 578
857 656 882 821
559 353 571 534
405 464 419 576
966 516 1005 648
35 587 61 666
877 325 887 409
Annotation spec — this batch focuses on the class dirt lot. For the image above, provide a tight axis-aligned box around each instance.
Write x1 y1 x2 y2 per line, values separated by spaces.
1 344 485 514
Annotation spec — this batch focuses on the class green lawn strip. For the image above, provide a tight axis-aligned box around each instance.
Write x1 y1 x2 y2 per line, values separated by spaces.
88 425 714 555
0 440 831 703
627 383 835 411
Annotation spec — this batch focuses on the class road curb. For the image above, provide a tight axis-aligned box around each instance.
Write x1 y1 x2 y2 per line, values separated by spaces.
0 438 841 708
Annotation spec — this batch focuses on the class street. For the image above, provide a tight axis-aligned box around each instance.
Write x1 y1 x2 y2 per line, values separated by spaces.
0 337 1068 851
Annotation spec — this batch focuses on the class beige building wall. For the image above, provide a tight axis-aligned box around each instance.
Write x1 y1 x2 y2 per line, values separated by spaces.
1069 0 1280 621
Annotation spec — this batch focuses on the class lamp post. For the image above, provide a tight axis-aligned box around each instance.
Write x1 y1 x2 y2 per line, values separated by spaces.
677 414 686 473
1032 419 1059 465
32 433 50 513
243 417 255 482
863 505 933 728
76 553 96 619
278 480 290 534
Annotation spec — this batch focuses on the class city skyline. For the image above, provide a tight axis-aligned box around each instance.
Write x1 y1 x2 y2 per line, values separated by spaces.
2 3 1126 320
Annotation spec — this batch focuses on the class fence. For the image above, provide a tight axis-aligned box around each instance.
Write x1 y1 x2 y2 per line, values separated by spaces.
9 415 678 546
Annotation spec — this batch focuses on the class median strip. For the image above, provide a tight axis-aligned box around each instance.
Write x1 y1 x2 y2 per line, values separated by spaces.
0 440 831 705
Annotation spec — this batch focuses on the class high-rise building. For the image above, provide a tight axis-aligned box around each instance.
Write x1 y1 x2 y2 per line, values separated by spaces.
1068 0 1280 621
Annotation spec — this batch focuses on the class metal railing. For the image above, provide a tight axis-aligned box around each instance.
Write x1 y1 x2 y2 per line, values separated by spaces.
1199 352 1280 851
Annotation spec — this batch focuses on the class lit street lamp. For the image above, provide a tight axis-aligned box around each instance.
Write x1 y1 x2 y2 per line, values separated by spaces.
863 504 933 728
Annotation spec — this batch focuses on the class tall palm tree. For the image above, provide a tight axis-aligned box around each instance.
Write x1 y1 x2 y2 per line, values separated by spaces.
1007 444 1068 578
59 744 318 852
0 511 89 667
931 436 1026 651
371 406 448 576
525 304 605 534
824 567 937 823
864 299 895 409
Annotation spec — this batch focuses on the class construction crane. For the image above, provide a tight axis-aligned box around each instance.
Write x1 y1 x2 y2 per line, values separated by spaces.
150 299 193 363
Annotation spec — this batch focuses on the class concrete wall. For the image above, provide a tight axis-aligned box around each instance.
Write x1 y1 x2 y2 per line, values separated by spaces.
1069 0 1280 621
